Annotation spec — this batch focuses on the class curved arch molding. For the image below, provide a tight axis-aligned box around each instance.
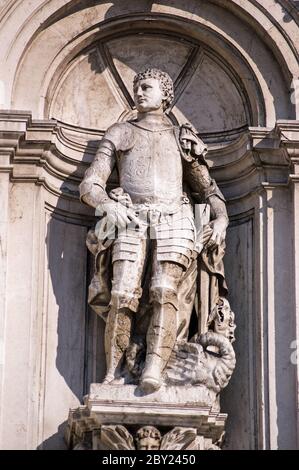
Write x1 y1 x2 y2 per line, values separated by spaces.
0 0 297 128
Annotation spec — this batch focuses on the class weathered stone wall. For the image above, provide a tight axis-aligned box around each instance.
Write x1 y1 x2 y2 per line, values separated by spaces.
0 0 298 449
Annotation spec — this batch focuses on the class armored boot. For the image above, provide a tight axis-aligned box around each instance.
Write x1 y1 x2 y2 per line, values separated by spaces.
140 301 177 393
103 307 133 384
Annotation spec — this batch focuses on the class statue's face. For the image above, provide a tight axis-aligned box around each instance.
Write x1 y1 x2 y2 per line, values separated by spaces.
133 78 166 112
137 437 160 450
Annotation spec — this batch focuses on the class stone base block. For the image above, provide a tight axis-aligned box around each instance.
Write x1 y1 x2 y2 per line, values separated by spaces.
65 383 227 450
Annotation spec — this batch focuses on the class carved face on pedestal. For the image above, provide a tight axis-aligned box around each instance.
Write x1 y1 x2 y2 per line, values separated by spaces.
135 426 161 450
133 77 166 113
136 436 160 450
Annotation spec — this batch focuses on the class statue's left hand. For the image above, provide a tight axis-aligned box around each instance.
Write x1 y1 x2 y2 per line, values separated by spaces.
207 217 227 249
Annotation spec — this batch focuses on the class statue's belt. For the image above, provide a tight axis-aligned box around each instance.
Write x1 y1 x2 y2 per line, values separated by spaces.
131 198 190 217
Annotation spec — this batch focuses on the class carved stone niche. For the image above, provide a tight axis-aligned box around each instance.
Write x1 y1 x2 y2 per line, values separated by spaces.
65 384 225 450
62 31 237 451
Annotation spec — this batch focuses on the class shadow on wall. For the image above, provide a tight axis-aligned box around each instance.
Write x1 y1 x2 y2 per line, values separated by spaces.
277 0 299 23
43 0 156 29
37 422 68 450
272 190 297 449
219 215 256 450
41 141 106 449
221 196 298 450
44 0 298 27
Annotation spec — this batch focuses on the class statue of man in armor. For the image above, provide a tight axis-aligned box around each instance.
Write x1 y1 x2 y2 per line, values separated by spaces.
79 68 228 393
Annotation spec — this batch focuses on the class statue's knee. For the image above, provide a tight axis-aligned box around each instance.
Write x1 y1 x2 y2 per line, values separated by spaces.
149 285 178 310
110 279 142 312
110 290 139 312
115 333 130 352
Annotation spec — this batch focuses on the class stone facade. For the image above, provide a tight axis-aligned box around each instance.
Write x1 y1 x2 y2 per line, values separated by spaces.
0 0 298 450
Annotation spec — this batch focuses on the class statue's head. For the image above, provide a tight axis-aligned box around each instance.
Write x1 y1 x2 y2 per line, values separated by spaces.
133 68 174 113
135 426 161 450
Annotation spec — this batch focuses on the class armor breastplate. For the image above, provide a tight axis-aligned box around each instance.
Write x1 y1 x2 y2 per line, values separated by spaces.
117 124 183 204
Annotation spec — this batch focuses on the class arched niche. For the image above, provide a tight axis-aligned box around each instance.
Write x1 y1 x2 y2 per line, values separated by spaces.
7 1 296 131
47 32 250 140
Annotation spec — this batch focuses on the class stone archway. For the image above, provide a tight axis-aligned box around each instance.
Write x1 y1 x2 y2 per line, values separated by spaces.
47 30 250 135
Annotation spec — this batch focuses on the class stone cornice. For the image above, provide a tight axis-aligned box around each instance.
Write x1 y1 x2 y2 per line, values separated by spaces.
273 121 299 182
0 112 298 200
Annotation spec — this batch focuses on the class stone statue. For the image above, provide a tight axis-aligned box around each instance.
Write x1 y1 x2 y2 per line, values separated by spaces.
79 68 235 395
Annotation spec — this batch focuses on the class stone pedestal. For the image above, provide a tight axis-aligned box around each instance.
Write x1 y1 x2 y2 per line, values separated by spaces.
65 384 226 450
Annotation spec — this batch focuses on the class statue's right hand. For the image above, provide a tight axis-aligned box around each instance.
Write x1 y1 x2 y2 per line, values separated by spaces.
97 199 139 229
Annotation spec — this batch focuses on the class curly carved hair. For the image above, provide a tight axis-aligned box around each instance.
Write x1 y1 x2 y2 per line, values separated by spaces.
136 426 161 441
133 68 174 110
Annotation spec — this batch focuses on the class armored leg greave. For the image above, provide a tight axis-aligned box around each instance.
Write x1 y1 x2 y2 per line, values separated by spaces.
103 307 133 383
140 301 177 393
